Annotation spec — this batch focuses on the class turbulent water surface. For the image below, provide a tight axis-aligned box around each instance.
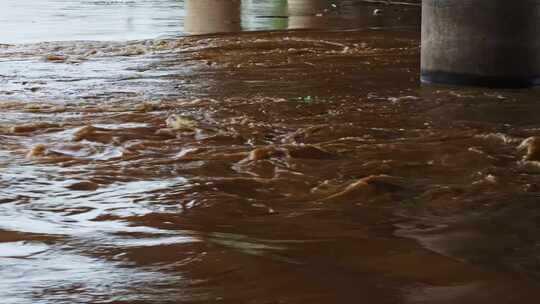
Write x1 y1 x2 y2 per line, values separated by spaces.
2 1 540 303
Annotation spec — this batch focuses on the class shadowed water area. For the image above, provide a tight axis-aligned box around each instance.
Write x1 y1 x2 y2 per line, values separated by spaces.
2 0 540 303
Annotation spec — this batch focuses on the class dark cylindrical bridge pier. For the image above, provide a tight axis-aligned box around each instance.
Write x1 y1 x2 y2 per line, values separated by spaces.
421 0 540 88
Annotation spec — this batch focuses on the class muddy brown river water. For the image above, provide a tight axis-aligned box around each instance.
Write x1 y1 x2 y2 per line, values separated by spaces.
2 0 540 303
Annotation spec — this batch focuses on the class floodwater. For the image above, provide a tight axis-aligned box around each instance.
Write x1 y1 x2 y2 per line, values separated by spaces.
0 0 418 43
2 0 540 303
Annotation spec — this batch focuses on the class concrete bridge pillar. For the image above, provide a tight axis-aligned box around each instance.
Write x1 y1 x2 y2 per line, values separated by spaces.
421 0 540 88
184 0 241 35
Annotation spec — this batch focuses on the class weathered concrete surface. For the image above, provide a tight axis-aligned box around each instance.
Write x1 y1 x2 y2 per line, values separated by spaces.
421 0 540 87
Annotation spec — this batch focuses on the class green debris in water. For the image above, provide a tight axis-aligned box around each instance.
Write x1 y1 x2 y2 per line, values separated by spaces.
300 96 314 104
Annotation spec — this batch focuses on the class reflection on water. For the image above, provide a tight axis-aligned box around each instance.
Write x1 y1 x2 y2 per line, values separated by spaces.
288 0 419 29
0 0 185 43
288 0 337 29
5 0 540 304
0 0 419 43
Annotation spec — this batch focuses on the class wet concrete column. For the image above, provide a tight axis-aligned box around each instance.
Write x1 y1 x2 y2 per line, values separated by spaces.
421 0 540 88
184 0 241 35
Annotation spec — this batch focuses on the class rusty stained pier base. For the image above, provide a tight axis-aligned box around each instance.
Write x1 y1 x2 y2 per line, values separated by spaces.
421 0 540 88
